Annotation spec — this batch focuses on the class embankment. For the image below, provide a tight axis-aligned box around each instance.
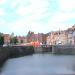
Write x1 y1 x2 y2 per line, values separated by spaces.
52 45 75 54
0 46 34 67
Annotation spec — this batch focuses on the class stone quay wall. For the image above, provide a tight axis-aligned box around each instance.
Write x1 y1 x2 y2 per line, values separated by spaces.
34 45 52 53
52 45 75 55
34 45 75 55
0 46 34 67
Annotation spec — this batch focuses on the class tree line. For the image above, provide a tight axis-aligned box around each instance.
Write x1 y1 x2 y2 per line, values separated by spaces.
0 33 18 46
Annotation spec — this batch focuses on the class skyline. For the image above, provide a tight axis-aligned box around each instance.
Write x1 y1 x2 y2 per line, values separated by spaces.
0 0 75 35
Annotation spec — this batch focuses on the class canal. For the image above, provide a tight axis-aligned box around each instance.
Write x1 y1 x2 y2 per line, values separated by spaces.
1 53 75 75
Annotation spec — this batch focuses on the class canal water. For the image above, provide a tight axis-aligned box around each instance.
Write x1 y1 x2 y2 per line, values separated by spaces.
1 53 75 75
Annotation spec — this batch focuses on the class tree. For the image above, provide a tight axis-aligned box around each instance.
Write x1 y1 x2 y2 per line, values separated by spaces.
13 36 18 44
0 34 4 45
10 36 18 45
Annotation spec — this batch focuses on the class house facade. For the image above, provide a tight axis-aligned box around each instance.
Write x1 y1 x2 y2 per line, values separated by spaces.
3 34 10 44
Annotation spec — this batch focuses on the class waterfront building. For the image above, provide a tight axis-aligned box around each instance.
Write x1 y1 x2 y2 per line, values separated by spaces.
57 30 68 45
47 30 68 45
67 25 75 45
3 34 10 45
17 36 27 44
47 32 56 45
38 33 47 44
27 31 47 45
71 25 75 45
27 31 34 43
67 28 73 45
46 33 51 45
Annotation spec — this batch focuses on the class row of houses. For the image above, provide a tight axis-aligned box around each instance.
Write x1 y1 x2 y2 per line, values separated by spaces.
2 25 75 46
3 31 47 45
47 25 75 45
27 31 47 44
3 34 27 45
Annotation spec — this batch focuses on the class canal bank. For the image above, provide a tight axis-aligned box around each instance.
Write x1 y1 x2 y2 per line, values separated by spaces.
34 45 75 55
52 45 75 54
0 46 34 68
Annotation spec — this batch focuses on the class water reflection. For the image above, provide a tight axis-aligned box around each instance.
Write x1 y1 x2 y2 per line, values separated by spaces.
1 54 75 75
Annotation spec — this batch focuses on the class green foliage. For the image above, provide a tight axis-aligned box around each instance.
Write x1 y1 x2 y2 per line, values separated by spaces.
10 36 18 45
14 36 18 44
0 34 4 45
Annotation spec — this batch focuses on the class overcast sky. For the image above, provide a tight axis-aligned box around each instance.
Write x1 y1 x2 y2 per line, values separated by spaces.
0 0 75 35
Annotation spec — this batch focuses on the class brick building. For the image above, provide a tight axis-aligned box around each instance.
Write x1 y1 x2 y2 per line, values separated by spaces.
27 31 47 44
17 36 27 44
38 33 47 44
3 34 10 44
